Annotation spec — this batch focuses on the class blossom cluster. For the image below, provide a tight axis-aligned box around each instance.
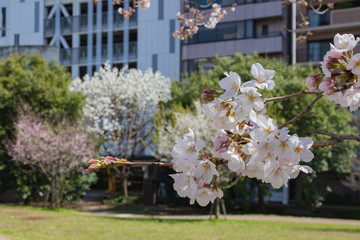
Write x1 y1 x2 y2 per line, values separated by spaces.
170 129 223 206
171 63 314 205
173 3 234 40
204 4 227 29
115 0 150 19
84 156 128 174
306 33 360 111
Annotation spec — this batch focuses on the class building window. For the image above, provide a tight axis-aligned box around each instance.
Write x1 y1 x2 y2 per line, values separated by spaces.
308 42 329 62
184 19 276 45
245 20 254 38
152 54 158 71
169 19 175 53
262 25 269 37
14 34 19 46
216 22 237 41
158 0 164 20
309 10 330 27
1 7 6 37
34 1 40 33
198 28 216 43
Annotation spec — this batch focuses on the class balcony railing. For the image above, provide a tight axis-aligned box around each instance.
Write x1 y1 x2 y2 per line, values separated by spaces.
185 29 283 45
45 11 137 36
59 42 137 66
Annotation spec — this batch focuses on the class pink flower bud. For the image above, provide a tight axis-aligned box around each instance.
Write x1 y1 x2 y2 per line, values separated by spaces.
88 159 99 164
201 88 219 103
306 74 323 91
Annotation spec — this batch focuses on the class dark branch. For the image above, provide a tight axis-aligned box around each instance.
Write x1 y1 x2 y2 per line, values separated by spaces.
279 94 323 129
310 131 360 148
264 90 322 103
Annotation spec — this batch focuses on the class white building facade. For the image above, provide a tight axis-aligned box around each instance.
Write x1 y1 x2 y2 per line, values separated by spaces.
0 0 180 80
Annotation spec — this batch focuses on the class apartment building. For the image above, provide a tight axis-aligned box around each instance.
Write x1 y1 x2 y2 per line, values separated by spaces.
182 0 287 73
0 0 180 80
296 0 360 64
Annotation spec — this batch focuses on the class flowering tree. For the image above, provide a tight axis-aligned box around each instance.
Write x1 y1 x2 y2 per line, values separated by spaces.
4 108 95 209
85 33 360 208
70 63 171 196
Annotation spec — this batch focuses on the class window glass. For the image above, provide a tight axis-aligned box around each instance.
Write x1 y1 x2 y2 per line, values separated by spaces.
236 21 245 38
245 20 254 38
309 42 329 61
216 23 236 41
198 27 216 43
309 10 330 27
262 25 268 37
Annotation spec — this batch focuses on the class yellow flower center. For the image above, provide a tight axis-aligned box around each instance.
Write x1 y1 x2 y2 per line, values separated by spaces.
187 146 196 152
231 82 238 90
211 105 219 111
280 142 287 150
294 146 302 153
264 127 273 134
355 60 360 68
248 94 255 103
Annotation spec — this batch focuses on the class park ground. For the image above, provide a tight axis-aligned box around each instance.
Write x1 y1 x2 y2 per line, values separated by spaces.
0 204 359 240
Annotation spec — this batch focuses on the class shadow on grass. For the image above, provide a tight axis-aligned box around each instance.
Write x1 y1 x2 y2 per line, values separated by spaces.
96 215 223 224
86 202 209 216
295 226 360 234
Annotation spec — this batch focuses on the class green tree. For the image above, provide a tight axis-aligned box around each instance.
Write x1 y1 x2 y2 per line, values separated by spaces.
169 53 357 209
0 53 89 203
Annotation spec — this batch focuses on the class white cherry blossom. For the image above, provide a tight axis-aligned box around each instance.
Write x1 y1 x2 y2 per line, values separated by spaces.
346 53 360 76
242 63 276 90
237 87 264 112
250 115 278 141
331 33 358 52
193 159 219 184
219 72 241 99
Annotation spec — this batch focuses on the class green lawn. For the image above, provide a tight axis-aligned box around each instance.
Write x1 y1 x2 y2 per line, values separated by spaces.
0 205 359 240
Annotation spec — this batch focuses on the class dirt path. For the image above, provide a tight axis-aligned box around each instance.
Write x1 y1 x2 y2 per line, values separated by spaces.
84 211 360 226
0 235 11 240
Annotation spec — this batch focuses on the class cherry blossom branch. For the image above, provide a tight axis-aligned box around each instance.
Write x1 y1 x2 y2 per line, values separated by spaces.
263 82 354 104
84 156 230 173
310 131 360 148
263 90 322 103
279 94 323 129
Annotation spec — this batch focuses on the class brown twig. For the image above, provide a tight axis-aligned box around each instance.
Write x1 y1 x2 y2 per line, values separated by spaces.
111 161 173 167
264 90 322 103
279 94 323 129
310 131 360 148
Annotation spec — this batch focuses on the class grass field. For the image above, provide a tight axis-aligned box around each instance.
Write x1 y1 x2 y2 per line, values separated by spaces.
0 205 359 240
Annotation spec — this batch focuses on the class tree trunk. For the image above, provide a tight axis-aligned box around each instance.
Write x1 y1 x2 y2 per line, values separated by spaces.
257 180 265 213
122 177 128 197
121 167 129 197
44 190 49 209
55 174 60 209
50 177 56 209
215 198 221 219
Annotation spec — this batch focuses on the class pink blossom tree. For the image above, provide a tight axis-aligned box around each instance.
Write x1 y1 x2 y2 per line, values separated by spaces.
4 108 96 209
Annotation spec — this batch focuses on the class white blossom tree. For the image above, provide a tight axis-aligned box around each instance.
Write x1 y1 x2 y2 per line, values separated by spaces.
70 63 171 196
